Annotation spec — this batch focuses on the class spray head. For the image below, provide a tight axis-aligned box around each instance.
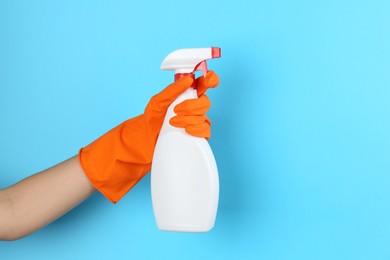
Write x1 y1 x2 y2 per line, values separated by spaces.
161 47 221 84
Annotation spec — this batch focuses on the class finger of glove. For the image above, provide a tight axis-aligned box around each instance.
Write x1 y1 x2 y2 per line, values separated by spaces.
185 123 211 139
196 70 220 96
174 95 211 116
170 115 210 128
149 77 194 112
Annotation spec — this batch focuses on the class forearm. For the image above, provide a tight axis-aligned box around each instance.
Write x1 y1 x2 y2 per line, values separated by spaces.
0 156 96 240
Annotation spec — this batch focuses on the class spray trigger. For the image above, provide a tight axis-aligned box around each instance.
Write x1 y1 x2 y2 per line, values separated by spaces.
194 60 208 77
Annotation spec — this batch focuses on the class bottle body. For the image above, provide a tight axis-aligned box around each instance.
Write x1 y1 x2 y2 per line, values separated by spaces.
151 88 219 232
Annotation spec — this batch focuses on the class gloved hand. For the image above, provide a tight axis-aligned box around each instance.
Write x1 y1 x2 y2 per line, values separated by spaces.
79 71 219 203
170 71 219 139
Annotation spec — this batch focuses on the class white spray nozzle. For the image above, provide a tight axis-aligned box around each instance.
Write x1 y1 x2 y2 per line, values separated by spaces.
161 47 221 76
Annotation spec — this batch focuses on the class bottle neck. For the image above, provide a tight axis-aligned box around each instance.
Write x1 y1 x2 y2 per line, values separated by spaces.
175 73 196 88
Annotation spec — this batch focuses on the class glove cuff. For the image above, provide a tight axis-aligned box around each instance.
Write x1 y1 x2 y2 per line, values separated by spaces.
78 118 151 203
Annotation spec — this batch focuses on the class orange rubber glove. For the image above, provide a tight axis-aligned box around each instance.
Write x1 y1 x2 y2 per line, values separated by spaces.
79 71 219 203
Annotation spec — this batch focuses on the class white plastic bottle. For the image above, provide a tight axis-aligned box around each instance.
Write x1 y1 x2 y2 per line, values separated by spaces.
151 47 221 232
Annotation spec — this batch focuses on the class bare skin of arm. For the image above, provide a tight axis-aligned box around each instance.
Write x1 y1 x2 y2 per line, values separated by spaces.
0 156 96 240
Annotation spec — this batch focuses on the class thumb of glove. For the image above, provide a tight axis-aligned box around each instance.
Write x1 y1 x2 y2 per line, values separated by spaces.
145 76 194 115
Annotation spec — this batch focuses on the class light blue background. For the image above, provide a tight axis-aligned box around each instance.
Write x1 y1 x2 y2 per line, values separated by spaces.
1 0 389 259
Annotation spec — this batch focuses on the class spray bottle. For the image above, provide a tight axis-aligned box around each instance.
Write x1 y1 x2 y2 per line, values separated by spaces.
151 47 221 232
